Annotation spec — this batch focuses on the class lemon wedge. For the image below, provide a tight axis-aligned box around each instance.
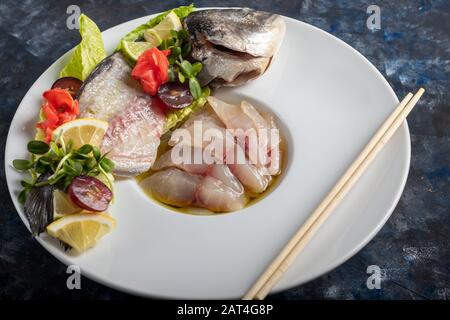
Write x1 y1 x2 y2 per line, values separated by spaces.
47 212 116 253
143 11 182 46
53 190 82 219
52 118 108 149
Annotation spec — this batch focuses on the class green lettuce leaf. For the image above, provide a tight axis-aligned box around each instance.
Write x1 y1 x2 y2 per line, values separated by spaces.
117 4 195 50
60 14 107 81
163 87 210 133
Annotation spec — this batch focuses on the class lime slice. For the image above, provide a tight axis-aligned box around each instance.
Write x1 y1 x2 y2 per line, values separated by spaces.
121 40 154 61
143 11 182 46
143 30 163 47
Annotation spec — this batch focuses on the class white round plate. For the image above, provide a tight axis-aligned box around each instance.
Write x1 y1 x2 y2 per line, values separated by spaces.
5 9 409 299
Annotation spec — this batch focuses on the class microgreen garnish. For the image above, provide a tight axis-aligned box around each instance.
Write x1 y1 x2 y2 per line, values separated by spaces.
158 30 203 99
13 138 114 203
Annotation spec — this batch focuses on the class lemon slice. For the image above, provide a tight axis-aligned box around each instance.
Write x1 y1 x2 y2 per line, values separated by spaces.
53 190 82 219
143 11 182 46
52 118 108 149
121 40 154 62
47 212 116 253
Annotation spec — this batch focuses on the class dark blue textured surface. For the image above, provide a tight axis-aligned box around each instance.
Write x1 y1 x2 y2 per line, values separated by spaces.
0 0 448 299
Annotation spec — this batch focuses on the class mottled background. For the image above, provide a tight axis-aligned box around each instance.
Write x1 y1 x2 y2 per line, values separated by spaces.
0 0 448 300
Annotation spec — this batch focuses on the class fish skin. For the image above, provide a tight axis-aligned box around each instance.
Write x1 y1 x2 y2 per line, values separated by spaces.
77 53 165 176
185 8 285 57
185 8 285 87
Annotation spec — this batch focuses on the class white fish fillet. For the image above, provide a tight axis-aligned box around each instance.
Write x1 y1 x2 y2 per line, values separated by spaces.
141 167 247 212
77 53 165 176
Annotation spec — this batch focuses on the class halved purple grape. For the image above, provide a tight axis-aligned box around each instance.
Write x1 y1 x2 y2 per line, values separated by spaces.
51 77 83 98
157 82 193 109
68 176 112 212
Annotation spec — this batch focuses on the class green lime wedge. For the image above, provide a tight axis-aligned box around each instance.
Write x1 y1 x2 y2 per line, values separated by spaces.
143 11 182 46
143 29 163 47
121 40 154 61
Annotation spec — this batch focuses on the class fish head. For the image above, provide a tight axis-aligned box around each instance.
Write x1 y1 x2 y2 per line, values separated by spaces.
185 8 285 87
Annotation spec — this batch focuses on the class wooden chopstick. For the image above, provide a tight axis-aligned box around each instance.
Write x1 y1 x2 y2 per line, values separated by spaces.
243 88 425 300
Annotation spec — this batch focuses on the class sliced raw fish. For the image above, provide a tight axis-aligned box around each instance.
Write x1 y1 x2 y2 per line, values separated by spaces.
207 96 254 132
153 147 244 194
101 100 165 176
208 96 279 181
227 147 272 194
196 176 247 212
262 113 282 175
77 52 165 176
140 168 200 208
141 167 247 212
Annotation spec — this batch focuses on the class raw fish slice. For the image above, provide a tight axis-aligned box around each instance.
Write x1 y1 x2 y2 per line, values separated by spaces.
152 146 210 174
153 147 244 194
207 96 254 132
140 168 247 212
208 165 244 194
262 113 282 175
227 154 272 194
140 168 200 208
101 100 165 176
208 97 274 175
77 53 165 176
168 108 231 151
196 176 247 212
240 101 271 167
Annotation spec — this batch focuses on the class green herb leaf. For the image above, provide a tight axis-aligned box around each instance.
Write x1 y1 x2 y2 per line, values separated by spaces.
27 140 50 154
179 60 193 77
48 172 65 185
63 162 76 174
21 180 33 188
38 156 52 165
35 161 48 174
191 62 202 77
49 141 62 157
100 158 114 172
83 158 96 172
77 144 93 155
189 77 202 100
13 159 31 171
18 189 28 204
73 162 83 175
168 55 177 65
63 176 73 190
168 66 176 82
178 71 186 83
92 147 101 161
181 42 191 57
170 46 181 57
178 30 189 41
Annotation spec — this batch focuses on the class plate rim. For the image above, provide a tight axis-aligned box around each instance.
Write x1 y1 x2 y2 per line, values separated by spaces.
4 8 411 298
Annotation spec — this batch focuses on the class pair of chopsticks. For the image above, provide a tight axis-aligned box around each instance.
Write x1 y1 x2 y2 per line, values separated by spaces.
243 88 425 300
